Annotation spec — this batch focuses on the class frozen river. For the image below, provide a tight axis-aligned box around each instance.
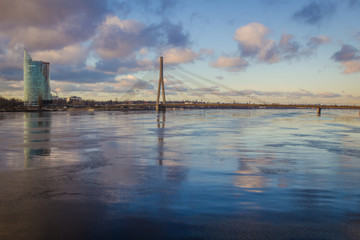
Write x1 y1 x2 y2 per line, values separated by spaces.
0 109 360 239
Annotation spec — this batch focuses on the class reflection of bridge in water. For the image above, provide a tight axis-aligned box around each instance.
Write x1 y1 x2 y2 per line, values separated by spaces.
118 57 360 111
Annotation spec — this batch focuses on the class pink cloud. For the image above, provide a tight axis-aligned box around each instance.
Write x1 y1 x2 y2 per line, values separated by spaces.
32 44 87 65
232 22 330 66
0 0 109 51
210 56 248 71
163 48 198 65
309 35 331 45
342 60 360 74
331 44 360 74
93 16 146 59
257 39 279 63
234 22 270 57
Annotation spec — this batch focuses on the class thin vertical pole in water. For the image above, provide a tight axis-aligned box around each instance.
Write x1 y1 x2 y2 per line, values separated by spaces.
156 56 165 111
317 106 321 116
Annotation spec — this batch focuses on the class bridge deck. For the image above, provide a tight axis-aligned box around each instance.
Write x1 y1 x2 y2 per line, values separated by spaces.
94 103 360 110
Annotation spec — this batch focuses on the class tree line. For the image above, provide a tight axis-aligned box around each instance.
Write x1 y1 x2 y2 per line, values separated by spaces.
0 96 24 110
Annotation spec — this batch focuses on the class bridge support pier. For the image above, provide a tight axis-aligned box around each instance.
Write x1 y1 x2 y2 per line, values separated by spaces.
317 106 321 116
156 104 166 111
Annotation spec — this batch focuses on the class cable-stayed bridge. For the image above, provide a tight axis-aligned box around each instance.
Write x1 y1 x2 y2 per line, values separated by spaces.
117 57 359 111
121 57 267 106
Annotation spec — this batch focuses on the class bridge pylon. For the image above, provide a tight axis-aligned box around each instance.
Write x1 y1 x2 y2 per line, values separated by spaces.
156 56 166 111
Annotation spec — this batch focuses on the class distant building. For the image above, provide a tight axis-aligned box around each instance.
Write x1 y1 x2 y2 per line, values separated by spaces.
23 49 52 106
67 96 82 102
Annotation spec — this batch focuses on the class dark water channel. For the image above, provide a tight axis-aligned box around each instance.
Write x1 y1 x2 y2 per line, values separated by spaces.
0 109 360 240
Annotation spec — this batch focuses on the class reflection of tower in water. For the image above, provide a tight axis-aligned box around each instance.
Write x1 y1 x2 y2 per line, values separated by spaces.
157 112 165 166
156 112 188 183
23 112 51 167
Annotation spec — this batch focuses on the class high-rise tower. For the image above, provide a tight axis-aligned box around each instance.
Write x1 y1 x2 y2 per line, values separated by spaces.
23 49 52 106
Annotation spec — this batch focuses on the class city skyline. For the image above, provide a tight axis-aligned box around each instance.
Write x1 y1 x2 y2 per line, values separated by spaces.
0 0 359 104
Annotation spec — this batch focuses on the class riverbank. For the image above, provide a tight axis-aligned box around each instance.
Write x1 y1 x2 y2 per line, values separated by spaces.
1 103 360 112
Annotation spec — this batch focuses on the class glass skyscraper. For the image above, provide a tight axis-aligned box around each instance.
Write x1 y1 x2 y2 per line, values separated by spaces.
23 50 52 106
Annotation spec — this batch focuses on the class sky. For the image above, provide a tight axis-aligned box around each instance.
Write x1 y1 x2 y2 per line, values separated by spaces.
0 0 359 104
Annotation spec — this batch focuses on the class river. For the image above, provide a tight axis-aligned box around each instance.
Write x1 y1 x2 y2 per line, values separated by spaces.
0 109 359 239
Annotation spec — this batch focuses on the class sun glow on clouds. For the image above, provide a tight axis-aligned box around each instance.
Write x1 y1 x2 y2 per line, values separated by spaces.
234 22 270 57
163 48 198 65
0 0 359 103
94 16 146 59
32 44 87 65
331 44 360 74
342 60 360 74
51 74 153 98
228 22 330 66
210 56 248 72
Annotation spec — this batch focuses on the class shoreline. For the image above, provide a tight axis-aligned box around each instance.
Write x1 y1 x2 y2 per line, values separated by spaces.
1 103 360 112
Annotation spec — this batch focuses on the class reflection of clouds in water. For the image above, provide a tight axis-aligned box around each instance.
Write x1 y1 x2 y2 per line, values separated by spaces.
233 174 265 193
84 111 189 204
237 159 257 174
1 109 360 239
235 156 266 192
234 158 291 192
2 152 25 169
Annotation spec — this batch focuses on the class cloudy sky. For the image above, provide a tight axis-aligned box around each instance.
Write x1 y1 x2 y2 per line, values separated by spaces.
0 0 359 104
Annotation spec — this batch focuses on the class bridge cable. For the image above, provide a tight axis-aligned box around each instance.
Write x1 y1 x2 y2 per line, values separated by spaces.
177 67 267 104
170 69 235 103
166 72 210 102
119 67 157 101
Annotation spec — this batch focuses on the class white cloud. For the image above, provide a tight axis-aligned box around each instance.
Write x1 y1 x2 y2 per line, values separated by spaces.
93 16 192 61
0 0 109 51
231 22 330 66
233 22 281 63
257 39 279 63
225 88 343 100
103 16 145 33
114 75 140 88
138 47 149 56
10 25 79 51
342 60 360 74
302 35 331 56
115 74 137 82
51 76 146 95
310 35 330 45
234 22 270 57
0 43 23 70
210 56 248 71
331 44 360 74
163 47 198 65
32 44 87 65
93 16 146 59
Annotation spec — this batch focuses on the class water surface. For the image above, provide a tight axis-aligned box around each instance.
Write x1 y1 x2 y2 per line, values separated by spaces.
0 109 360 239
